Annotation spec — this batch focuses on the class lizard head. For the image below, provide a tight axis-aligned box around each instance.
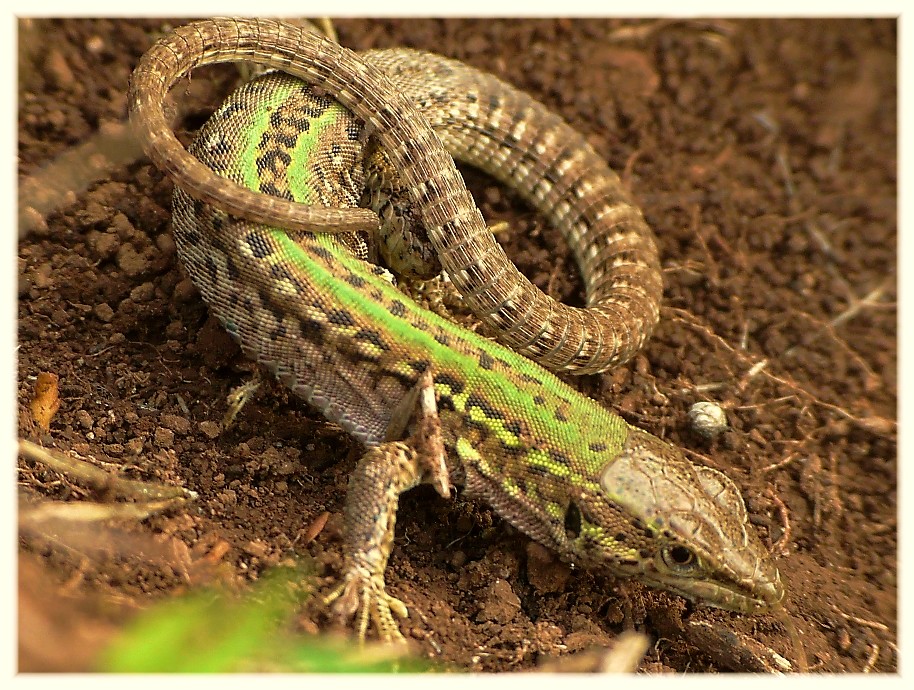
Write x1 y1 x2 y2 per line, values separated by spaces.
568 426 785 614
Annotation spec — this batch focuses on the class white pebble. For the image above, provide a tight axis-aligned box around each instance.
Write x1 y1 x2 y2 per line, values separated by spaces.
688 401 728 439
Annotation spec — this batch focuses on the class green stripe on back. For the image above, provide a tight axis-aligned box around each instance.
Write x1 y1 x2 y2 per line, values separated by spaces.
239 79 302 193
287 104 349 203
271 229 630 472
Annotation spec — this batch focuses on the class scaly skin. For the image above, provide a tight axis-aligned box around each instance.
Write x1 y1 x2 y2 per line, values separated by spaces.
128 17 663 375
130 21 786 642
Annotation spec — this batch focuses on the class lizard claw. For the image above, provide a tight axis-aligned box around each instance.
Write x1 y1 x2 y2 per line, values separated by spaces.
324 571 410 644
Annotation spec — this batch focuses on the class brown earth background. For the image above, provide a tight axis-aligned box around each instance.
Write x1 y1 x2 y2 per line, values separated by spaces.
16 18 897 672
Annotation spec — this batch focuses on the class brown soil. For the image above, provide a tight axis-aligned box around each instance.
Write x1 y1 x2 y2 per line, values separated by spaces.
17 18 896 673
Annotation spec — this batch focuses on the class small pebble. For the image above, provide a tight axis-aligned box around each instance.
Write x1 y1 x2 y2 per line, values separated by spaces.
75 409 94 430
85 35 105 54
154 426 175 448
160 413 192 435
688 401 728 439
93 303 114 322
198 420 222 439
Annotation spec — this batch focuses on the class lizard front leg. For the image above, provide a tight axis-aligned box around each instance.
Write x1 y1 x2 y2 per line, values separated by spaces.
324 371 449 643
323 440 420 644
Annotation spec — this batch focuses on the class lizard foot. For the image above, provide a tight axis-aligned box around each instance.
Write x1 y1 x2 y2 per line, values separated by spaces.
324 569 409 644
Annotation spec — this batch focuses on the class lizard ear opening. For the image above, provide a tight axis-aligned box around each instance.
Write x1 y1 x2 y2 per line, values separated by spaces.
564 500 582 538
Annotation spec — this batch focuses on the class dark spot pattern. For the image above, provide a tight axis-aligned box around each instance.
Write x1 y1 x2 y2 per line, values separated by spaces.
389 300 407 317
270 322 289 340
269 262 300 289
327 309 355 326
245 232 273 259
192 198 206 218
258 181 285 198
256 148 293 177
466 394 505 421
433 372 465 395
345 273 366 288
407 360 430 373
312 246 334 262
203 255 219 284
548 449 572 469
297 318 323 337
354 328 390 350
225 254 241 281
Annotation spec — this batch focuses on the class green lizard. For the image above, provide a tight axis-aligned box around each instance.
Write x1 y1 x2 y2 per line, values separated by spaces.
129 19 786 643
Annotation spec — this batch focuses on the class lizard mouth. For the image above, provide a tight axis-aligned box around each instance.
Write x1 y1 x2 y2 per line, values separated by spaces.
648 574 786 615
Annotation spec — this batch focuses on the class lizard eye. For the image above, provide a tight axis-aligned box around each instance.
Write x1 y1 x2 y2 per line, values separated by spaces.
660 544 698 571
